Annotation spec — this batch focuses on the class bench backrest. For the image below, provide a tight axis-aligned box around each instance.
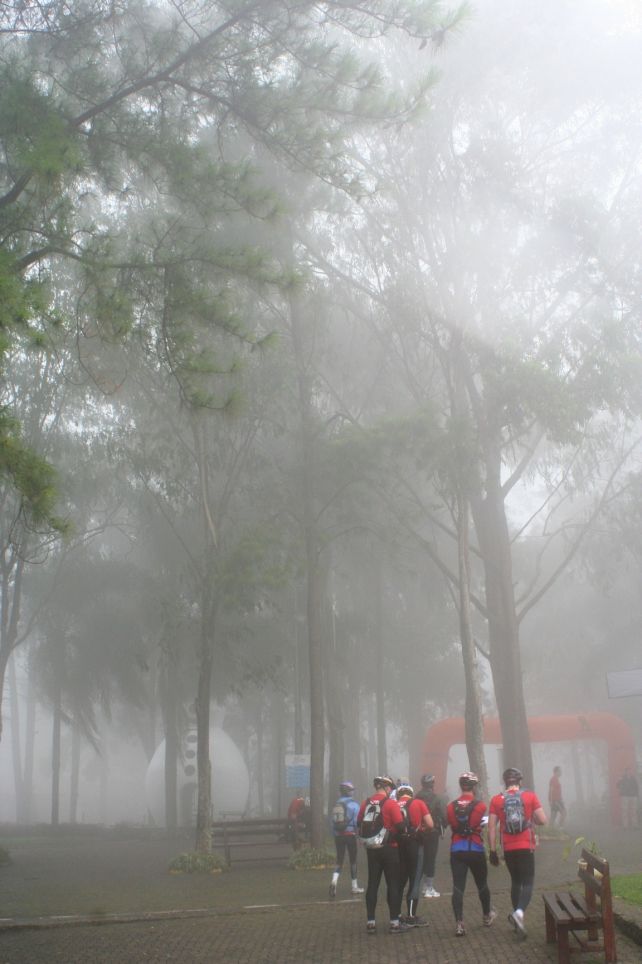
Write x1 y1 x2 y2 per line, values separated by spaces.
578 849 612 917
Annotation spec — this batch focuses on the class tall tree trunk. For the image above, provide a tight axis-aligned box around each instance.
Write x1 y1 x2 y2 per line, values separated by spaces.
294 587 304 755
163 655 179 831
69 721 81 823
290 287 325 848
23 665 37 824
51 674 62 826
272 691 285 819
255 701 265 815
374 559 387 775
195 620 213 853
471 469 534 787
572 741 585 809
457 491 488 798
367 692 376 778
0 555 24 744
8 653 24 821
343 639 364 790
325 593 345 813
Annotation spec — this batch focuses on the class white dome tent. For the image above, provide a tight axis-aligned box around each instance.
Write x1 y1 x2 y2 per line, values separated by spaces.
145 725 250 826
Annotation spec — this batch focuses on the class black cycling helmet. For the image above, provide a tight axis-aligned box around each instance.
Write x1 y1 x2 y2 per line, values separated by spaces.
421 773 435 787
373 775 395 790
503 767 523 786
458 771 479 791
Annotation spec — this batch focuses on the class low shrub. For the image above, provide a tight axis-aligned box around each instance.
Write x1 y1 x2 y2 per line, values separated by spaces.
287 846 335 870
168 851 227 874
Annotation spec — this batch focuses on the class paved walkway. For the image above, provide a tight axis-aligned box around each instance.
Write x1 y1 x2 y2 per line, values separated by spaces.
1 887 641 963
1 827 641 962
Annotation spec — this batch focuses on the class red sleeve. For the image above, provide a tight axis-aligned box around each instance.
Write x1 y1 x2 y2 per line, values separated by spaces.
446 801 456 830
409 799 428 828
527 791 542 812
489 794 502 818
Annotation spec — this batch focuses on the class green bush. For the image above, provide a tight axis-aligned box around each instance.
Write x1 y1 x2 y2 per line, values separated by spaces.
288 846 335 870
0 846 11 866
168 851 227 874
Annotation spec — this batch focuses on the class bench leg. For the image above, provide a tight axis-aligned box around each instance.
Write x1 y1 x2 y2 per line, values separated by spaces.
557 927 571 964
544 904 557 944
604 920 617 962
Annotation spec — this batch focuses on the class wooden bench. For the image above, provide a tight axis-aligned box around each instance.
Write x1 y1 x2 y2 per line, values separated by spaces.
542 849 617 964
211 817 290 867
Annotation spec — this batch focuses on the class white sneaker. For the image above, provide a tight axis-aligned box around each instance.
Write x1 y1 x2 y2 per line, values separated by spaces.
511 909 527 938
423 887 440 898
351 884 364 894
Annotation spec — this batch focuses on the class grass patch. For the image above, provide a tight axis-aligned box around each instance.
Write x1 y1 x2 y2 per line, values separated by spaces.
611 873 642 906
168 851 227 874
287 846 335 870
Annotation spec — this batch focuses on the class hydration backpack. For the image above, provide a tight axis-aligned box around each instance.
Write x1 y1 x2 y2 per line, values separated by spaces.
418 789 445 831
359 797 389 848
398 799 413 837
453 798 476 836
331 799 348 833
502 790 530 835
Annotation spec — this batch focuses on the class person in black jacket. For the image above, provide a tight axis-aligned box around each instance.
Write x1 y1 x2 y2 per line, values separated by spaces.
416 773 446 898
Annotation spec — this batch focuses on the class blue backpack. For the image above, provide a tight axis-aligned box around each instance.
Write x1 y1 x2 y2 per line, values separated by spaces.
502 790 530 835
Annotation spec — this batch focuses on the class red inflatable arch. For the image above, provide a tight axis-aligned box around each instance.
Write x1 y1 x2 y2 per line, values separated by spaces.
421 712 637 825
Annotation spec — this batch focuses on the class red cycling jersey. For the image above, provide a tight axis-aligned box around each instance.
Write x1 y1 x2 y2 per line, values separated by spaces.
407 797 430 831
489 788 542 852
446 792 486 850
357 792 404 847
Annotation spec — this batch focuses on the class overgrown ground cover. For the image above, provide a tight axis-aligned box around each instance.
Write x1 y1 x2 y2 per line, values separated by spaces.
612 874 642 907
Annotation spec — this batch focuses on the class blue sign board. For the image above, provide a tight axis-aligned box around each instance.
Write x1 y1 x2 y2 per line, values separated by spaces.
286 765 310 789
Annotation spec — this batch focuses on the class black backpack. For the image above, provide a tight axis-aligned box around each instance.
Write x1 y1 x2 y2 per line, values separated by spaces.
398 798 413 837
359 796 389 848
418 789 444 831
453 798 476 836
502 790 530 835
331 799 348 833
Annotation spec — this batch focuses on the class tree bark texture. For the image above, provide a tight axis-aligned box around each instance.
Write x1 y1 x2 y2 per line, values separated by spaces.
290 287 325 849
195 622 213 852
456 491 488 798
471 472 534 787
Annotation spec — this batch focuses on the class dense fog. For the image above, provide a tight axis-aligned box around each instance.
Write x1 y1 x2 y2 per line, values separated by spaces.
1 0 640 845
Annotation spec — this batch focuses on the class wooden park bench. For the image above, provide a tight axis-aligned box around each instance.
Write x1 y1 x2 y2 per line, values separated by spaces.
542 848 617 964
211 817 290 867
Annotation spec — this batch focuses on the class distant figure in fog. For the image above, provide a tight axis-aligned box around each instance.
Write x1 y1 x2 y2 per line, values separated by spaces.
617 767 639 829
287 789 309 849
548 766 566 828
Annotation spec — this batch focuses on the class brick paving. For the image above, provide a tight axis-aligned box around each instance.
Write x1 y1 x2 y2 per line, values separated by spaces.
1 888 641 963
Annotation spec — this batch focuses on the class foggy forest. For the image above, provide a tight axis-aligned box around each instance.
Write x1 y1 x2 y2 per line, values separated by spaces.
1 0 641 862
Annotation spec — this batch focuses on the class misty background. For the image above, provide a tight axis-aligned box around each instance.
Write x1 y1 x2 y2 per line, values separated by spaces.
1 0 641 844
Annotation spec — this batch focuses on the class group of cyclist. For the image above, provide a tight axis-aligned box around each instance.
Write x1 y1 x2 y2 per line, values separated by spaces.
329 766 547 938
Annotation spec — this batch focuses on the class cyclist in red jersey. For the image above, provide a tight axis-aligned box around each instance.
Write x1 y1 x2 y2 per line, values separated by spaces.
396 784 433 927
488 767 547 939
357 775 410 935
446 772 497 937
